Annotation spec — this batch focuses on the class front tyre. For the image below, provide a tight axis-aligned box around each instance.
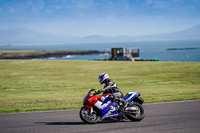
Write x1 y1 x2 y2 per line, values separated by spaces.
126 102 145 121
79 107 100 124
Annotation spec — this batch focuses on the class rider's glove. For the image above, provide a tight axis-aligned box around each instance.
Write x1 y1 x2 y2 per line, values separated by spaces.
93 90 102 96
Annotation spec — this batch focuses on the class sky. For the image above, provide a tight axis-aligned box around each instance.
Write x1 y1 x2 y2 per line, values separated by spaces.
0 0 200 36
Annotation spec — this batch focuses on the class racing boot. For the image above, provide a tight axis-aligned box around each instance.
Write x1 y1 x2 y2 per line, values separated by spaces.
120 98 128 108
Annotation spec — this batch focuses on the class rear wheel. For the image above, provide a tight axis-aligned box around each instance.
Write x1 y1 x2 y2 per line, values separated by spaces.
126 102 145 121
79 107 100 124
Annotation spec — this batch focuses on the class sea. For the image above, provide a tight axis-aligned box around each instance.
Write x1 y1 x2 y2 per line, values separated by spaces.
1 40 200 62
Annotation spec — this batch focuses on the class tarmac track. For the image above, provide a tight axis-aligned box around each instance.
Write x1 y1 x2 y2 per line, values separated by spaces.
0 100 200 133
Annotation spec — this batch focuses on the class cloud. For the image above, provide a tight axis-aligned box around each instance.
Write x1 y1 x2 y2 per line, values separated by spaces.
27 0 45 15
76 0 93 9
153 1 168 9
8 7 15 13
146 0 153 5
173 0 184 4
50 5 63 10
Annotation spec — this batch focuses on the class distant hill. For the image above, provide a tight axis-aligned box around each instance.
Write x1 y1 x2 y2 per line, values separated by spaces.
144 24 200 41
80 24 200 42
0 24 200 46
0 28 77 45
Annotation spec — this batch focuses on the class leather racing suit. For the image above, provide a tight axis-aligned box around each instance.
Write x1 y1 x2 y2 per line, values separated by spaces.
97 79 124 102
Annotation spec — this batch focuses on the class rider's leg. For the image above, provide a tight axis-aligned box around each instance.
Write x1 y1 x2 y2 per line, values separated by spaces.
113 92 128 107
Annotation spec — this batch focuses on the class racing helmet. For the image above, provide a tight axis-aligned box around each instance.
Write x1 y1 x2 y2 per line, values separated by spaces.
98 73 109 84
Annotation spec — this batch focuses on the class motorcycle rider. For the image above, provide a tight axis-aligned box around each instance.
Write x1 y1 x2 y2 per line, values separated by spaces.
94 73 128 108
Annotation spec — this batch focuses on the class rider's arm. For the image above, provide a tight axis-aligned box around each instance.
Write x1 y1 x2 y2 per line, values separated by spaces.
100 80 115 92
95 80 116 95
95 83 112 94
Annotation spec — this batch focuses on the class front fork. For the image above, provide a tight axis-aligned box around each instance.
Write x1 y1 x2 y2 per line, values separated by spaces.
89 107 94 115
82 105 95 116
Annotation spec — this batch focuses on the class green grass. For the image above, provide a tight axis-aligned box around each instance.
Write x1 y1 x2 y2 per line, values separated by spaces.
0 60 200 113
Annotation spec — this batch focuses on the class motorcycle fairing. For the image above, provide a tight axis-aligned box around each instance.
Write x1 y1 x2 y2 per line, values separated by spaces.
83 104 93 110
101 102 118 119
123 92 140 102
94 96 119 119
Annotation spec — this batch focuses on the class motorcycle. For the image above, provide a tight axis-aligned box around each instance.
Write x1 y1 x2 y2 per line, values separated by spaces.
79 89 145 124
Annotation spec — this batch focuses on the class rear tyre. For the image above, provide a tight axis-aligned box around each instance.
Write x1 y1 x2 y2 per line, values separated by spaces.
79 107 100 124
126 102 145 121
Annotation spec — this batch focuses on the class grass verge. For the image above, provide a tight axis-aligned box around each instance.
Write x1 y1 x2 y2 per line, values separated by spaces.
0 60 200 113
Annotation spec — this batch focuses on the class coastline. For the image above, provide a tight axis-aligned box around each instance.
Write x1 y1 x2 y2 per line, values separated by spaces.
166 47 200 50
0 50 104 59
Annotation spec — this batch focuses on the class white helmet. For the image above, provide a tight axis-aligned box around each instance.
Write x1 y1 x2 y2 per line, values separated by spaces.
98 73 109 84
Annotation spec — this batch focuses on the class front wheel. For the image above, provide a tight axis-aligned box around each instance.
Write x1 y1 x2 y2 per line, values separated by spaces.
126 102 145 121
79 107 100 124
